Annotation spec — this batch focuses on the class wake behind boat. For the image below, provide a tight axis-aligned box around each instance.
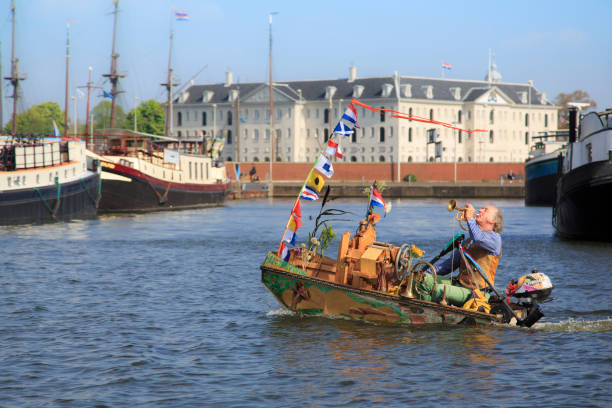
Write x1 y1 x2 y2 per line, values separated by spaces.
89 131 230 212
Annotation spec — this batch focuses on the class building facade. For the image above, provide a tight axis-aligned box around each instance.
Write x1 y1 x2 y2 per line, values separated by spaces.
173 65 558 164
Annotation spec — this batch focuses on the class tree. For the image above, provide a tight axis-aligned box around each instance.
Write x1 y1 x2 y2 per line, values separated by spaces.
555 90 597 128
123 99 165 136
3 101 66 136
92 100 126 131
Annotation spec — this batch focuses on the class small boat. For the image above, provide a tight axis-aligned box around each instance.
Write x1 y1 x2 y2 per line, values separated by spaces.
553 107 612 240
261 197 553 327
89 131 230 212
524 133 567 206
0 137 101 225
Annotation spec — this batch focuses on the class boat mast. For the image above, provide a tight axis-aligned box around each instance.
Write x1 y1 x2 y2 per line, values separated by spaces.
162 28 178 139
4 0 25 137
103 0 125 129
64 22 70 136
268 12 277 185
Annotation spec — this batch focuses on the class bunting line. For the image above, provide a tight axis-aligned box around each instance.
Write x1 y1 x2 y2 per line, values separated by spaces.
350 99 486 134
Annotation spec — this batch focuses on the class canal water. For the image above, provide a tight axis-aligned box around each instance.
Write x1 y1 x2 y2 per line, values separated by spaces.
1 199 610 407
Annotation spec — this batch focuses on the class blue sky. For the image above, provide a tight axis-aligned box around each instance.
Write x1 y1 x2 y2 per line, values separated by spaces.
1 0 610 124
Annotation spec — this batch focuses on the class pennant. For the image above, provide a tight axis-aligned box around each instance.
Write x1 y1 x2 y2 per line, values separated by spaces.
314 154 334 178
370 186 386 209
324 139 343 159
333 122 354 136
175 10 189 21
283 227 297 246
52 120 61 137
291 199 301 219
306 171 325 193
103 90 113 99
279 242 290 261
300 185 319 201
341 103 360 128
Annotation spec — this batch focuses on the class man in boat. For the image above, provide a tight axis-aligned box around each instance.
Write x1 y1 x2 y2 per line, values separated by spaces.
417 204 503 307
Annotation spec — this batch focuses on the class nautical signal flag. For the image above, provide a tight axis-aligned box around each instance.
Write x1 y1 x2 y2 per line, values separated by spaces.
52 120 61 137
314 155 334 178
103 90 113 99
282 215 300 246
300 185 319 201
291 199 301 220
333 122 354 136
279 242 290 261
306 171 325 193
341 103 360 128
325 139 343 159
370 186 386 210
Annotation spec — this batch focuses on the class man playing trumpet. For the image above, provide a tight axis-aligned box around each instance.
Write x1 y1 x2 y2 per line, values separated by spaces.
419 203 503 306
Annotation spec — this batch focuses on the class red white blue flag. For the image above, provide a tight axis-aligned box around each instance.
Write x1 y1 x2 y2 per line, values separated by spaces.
442 62 452 70
175 10 189 21
341 103 360 128
300 185 319 201
279 242 290 261
369 186 386 209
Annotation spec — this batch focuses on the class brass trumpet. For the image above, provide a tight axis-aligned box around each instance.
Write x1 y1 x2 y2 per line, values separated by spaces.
446 199 469 231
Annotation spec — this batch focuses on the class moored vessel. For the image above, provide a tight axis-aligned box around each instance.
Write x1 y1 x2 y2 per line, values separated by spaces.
524 133 567 206
553 107 612 240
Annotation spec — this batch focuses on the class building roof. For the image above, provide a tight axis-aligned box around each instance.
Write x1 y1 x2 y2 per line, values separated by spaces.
176 74 554 107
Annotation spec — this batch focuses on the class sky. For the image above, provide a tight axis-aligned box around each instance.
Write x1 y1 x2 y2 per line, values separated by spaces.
1 0 611 125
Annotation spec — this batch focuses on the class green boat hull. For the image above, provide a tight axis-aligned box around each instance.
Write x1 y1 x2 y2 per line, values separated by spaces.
261 252 499 326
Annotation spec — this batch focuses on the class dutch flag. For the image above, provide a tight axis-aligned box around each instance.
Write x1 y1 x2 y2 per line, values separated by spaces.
369 186 386 209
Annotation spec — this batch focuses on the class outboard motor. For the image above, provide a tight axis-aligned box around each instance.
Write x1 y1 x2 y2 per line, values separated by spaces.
499 270 554 327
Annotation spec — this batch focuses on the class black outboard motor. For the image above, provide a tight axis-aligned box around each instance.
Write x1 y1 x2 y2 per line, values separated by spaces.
494 270 554 327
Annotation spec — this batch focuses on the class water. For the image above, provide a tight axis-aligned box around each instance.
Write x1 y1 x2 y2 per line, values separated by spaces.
1 199 610 407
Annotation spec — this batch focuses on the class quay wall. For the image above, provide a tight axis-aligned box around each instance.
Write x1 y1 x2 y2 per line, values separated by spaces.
225 162 524 182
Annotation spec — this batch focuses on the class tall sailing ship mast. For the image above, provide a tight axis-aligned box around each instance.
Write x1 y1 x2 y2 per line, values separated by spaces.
103 0 125 129
161 28 179 139
4 0 25 137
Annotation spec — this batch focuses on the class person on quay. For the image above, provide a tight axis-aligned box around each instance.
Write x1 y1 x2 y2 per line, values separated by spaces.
416 203 503 307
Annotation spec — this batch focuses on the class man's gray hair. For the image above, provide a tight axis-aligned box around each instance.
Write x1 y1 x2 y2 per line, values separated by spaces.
493 208 504 233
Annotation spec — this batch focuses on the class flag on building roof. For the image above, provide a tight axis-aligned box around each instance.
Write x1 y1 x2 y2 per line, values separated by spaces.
175 10 189 21
325 139 343 159
370 186 386 210
442 62 452 70
333 121 354 136
341 103 360 128
300 185 319 201
306 171 325 193
279 241 290 261
314 154 334 178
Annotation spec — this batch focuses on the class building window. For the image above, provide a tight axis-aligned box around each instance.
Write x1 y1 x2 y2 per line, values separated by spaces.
379 155 385 162
380 107 385 122
408 128 413 142
525 113 529 126
489 157 494 162
227 111 232 125
429 109 434 120
227 130 232 144
457 110 462 123
489 130 494 143
254 129 259 140
544 114 548 127
177 112 182 126
489 110 494 124
323 108 330 124
324 128 329 142
525 132 529 145
265 129 270 141
351 129 357 143
351 155 357 162
409 107 413 121
255 110 260 120
408 156 413 162
202 112 207 126
379 127 385 142
177 131 182 138
458 130 462 144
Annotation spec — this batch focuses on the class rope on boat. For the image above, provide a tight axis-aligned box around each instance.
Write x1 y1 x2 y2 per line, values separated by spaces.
80 177 101 208
147 180 171 205
34 179 61 220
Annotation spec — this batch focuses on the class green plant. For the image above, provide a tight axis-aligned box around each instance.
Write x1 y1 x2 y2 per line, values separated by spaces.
403 174 417 182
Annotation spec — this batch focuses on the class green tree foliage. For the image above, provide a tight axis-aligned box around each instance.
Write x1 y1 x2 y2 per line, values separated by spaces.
124 99 165 136
3 101 65 136
555 90 597 128
92 100 126 130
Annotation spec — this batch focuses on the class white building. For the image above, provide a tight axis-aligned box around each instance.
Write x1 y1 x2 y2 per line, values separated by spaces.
173 65 557 163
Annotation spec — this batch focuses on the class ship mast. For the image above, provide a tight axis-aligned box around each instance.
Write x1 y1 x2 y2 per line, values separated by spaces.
161 28 178 138
4 0 25 137
103 0 125 129
64 22 70 136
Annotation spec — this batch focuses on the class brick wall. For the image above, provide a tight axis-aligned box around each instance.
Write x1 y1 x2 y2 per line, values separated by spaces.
226 162 524 182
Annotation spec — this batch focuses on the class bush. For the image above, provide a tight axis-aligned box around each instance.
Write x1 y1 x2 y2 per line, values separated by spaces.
403 174 417 182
